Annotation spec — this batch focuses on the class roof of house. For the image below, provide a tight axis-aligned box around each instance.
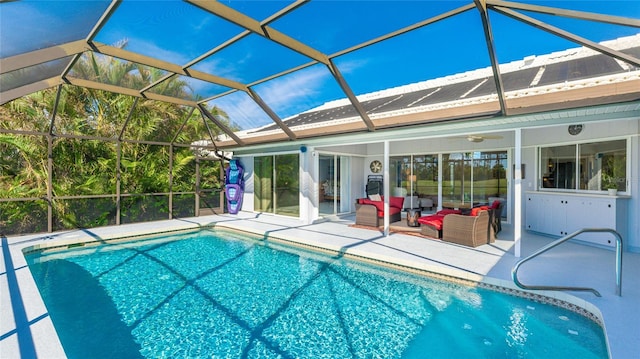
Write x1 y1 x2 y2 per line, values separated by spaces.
245 35 640 138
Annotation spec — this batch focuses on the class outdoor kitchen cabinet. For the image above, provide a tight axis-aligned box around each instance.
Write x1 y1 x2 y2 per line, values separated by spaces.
525 192 628 248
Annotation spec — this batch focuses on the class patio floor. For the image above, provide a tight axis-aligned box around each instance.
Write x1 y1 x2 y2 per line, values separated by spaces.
1 212 638 358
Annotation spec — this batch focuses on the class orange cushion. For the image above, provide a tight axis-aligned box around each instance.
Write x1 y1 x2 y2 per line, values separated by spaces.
418 215 444 230
437 209 462 216
470 206 490 216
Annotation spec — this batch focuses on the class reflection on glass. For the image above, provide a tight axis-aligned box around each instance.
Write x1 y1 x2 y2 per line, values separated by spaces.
254 154 299 217
472 151 507 204
254 155 273 213
205 91 274 133
540 145 576 190
390 155 439 210
442 153 471 207
578 140 626 192
319 155 345 215
414 155 439 202
250 63 347 122
275 154 299 217
1 57 71 92
441 152 507 208
390 156 410 197
1 0 110 58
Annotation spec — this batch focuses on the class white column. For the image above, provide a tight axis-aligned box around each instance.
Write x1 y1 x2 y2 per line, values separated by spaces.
384 140 390 237
299 148 311 224
514 128 523 257
437 153 443 211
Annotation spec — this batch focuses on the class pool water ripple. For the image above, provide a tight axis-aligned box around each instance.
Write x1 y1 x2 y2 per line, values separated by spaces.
26 229 608 358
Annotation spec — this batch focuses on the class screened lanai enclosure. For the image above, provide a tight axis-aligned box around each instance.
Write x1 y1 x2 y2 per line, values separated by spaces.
1 1 639 235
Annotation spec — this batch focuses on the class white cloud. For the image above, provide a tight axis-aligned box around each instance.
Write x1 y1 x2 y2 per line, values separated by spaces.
254 65 334 117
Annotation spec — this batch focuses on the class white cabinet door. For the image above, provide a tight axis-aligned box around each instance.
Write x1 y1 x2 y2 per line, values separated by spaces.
526 193 621 248
525 194 542 232
548 197 568 236
572 197 617 247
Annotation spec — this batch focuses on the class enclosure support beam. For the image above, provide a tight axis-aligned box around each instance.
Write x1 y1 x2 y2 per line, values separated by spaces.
195 158 201 216
47 136 53 233
116 141 121 225
169 144 174 220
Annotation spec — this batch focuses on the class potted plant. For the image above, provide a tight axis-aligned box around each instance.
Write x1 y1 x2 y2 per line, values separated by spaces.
602 174 618 195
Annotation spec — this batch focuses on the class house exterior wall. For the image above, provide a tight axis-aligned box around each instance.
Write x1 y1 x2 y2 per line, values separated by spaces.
520 119 639 252
234 112 640 253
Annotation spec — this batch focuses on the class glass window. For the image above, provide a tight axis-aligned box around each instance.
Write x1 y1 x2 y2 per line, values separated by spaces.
579 140 627 192
390 156 411 197
414 155 439 200
254 154 299 217
540 140 627 192
442 153 472 207
440 151 507 209
540 145 576 190
473 151 508 203
254 155 274 213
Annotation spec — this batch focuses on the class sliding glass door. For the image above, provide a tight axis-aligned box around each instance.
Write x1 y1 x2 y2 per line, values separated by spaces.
442 151 507 208
473 151 507 203
319 154 350 215
442 153 472 207
254 154 299 217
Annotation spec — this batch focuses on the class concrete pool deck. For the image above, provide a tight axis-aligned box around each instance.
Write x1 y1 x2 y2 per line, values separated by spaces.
1 212 638 358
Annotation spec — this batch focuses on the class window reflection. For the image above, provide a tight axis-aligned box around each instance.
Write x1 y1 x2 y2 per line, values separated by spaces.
540 145 575 189
580 140 627 192
540 140 627 192
390 152 506 212
254 154 299 217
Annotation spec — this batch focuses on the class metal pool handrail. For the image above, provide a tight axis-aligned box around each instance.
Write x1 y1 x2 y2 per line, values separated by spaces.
512 228 623 297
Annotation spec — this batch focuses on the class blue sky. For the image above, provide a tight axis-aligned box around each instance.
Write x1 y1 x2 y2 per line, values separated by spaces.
2 0 639 130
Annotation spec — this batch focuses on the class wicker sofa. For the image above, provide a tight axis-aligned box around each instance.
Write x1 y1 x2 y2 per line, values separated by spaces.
418 208 494 247
355 196 404 227
442 210 494 247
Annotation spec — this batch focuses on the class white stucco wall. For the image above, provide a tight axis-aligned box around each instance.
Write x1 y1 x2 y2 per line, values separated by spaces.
235 114 640 252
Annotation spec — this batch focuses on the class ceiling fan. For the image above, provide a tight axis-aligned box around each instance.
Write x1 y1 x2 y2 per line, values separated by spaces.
451 134 504 143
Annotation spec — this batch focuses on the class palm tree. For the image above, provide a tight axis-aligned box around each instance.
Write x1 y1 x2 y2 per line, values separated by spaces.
0 40 233 233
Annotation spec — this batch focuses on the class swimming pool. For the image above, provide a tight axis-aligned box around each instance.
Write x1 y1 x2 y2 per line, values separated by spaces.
26 229 608 358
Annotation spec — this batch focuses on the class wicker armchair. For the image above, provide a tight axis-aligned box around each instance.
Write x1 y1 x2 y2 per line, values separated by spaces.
355 197 403 227
442 210 494 247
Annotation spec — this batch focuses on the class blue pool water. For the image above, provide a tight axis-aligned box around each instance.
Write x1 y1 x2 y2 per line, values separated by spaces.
26 229 608 358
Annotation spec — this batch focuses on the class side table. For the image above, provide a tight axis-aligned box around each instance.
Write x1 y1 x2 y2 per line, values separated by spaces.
406 208 422 227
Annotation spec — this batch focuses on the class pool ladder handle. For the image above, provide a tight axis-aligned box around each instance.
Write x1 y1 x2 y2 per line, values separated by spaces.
512 228 623 297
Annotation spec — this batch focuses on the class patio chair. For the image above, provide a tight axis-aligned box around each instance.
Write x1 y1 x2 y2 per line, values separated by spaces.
442 210 493 247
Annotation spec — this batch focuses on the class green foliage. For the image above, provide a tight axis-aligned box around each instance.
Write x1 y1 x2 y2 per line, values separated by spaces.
0 41 230 234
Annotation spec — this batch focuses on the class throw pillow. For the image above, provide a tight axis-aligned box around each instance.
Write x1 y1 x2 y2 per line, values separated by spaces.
369 193 382 201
